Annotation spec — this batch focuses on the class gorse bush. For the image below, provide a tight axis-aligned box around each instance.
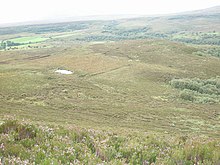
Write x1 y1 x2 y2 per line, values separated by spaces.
170 77 220 103
0 120 220 164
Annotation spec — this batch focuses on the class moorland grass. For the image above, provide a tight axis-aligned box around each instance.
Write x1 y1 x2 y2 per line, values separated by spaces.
0 18 220 164
0 40 220 139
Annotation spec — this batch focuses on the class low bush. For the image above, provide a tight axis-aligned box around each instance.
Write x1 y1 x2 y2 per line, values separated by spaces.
170 77 220 103
0 120 37 140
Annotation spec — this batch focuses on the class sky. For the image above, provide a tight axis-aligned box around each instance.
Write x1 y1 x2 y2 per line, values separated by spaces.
0 0 220 24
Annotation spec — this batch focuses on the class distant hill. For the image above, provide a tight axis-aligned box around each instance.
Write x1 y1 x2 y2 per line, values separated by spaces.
0 14 141 28
179 5 220 15
122 5 220 33
0 5 219 45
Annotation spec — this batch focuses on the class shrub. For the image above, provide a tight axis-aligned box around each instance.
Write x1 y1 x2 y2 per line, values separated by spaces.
170 77 220 103
0 120 37 140
4 143 30 160
180 89 195 102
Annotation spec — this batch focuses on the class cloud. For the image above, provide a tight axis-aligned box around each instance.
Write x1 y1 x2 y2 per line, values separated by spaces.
0 0 219 24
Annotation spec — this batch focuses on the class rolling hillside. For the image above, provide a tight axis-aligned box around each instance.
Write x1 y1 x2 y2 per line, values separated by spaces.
0 6 220 164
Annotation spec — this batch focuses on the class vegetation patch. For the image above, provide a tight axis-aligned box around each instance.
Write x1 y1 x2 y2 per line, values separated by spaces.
9 36 49 44
0 120 220 164
170 77 220 103
0 120 37 141
0 36 49 50
171 32 220 45
194 47 220 57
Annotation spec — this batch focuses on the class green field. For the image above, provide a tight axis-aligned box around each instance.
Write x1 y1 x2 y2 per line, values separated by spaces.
9 36 49 44
0 6 220 164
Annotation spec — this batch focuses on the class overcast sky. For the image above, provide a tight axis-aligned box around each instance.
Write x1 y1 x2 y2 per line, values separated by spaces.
0 0 219 24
